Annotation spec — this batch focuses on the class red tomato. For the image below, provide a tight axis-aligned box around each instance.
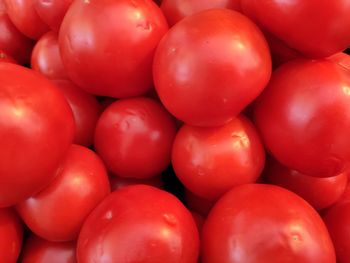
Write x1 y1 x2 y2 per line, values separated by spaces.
323 202 350 263
34 0 73 32
31 31 68 79
59 0 168 98
77 185 199 263
16 145 110 241
190 211 204 233
329 52 350 71
0 208 23 263
52 80 100 147
21 235 76 263
265 158 348 210
109 174 164 191
184 190 214 216
4 0 49 39
153 9 271 127
161 0 241 26
172 115 265 201
202 184 336 263
335 183 350 206
240 0 350 58
95 97 177 179
0 49 16 63
0 63 75 207
254 59 350 177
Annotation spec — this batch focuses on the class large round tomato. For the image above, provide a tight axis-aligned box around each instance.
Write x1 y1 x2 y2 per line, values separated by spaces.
77 185 199 263
202 184 336 263
0 63 75 207
153 9 271 127
254 59 350 177
240 0 350 58
95 97 177 179
0 208 23 263
59 0 168 98
16 144 110 241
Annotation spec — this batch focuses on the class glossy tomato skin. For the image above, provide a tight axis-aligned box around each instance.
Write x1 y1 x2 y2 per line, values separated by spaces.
53 80 100 147
329 52 350 71
16 145 110 241
153 9 271 127
109 174 164 191
59 0 168 98
161 0 241 26
34 0 73 32
31 31 68 79
95 97 177 179
77 185 199 263
4 0 49 39
20 235 76 263
0 64 75 207
0 208 23 263
202 184 336 263
172 115 265 201
254 59 350 177
265 159 348 210
240 0 350 58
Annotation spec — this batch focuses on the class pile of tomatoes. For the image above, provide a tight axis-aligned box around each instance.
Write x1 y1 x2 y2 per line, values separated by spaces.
1 0 350 262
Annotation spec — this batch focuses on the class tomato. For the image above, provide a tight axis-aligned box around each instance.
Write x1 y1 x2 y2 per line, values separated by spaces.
34 0 73 32
323 202 350 263
21 235 76 263
109 174 164 191
4 0 49 39
0 208 23 263
161 0 241 26
254 59 350 177
95 97 177 179
240 0 350 58
0 64 74 207
0 49 16 63
52 80 100 147
265 158 348 210
335 183 350 206
16 145 110 242
202 184 336 263
31 31 68 80
77 185 199 263
59 0 168 98
190 211 204 233
153 9 271 127
172 115 265 201
184 190 214 216
329 52 350 71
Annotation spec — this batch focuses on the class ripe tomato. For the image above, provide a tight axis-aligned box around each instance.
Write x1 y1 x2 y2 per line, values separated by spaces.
202 184 336 263
21 235 76 263
184 190 214 216
0 63 75 207
0 208 23 263
95 97 177 179
109 174 164 191
254 59 350 177
0 49 16 63
153 9 271 127
16 145 110 241
31 31 68 79
329 52 350 71
265 158 348 210
240 0 350 58
77 185 199 263
4 0 49 39
59 0 168 98
172 115 265 201
52 80 100 147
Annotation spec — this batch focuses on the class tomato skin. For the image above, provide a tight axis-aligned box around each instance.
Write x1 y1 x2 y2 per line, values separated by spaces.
254 59 350 177
240 0 350 58
16 145 110 242
265 158 348 210
77 185 199 263
59 0 168 98
0 49 16 63
20 235 76 263
172 115 265 201
0 208 23 263
4 0 49 39
95 97 177 179
109 174 164 191
31 31 68 80
153 9 271 127
202 184 336 263
0 64 75 207
329 52 350 71
52 80 100 147
161 0 241 26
